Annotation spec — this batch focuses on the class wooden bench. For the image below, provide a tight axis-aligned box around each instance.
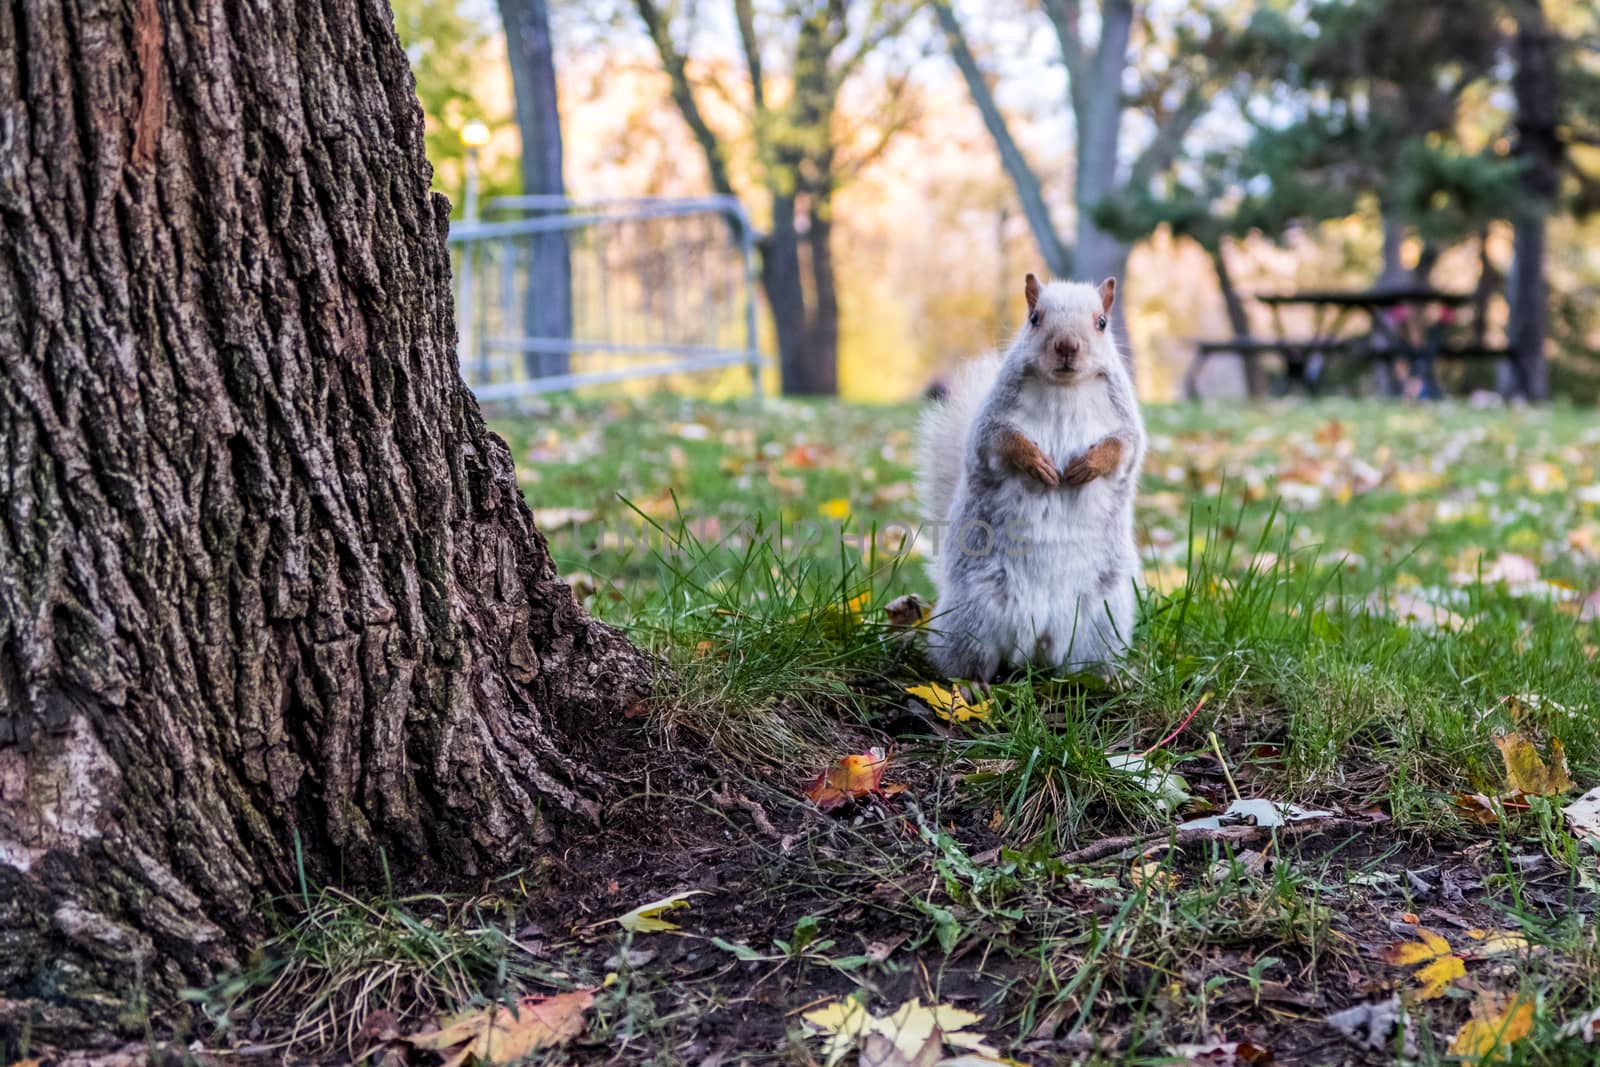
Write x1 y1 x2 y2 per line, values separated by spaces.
1185 338 1358 398
1188 337 1515 399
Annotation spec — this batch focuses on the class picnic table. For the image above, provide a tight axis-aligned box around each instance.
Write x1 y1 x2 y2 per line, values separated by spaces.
1189 286 1508 398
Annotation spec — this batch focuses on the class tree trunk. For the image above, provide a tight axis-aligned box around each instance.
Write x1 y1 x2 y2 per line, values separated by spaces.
1503 0 1559 402
0 0 651 1047
1378 206 1409 287
501 0 573 378
1209 242 1266 398
763 194 822 395
801 191 841 397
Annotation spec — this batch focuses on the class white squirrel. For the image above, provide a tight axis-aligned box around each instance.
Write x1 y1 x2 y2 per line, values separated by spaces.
914 273 1146 681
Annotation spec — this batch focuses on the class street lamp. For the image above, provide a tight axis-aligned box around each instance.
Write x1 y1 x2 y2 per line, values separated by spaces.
461 119 490 224
459 120 491 379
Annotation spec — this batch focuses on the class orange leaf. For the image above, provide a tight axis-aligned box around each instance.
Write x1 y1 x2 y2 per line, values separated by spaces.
804 748 892 810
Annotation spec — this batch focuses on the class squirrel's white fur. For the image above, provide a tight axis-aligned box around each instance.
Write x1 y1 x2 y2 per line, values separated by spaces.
915 276 1146 680
915 352 1004 535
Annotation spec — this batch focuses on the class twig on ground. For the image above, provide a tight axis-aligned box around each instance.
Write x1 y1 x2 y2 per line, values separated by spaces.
1057 818 1359 865
710 786 781 838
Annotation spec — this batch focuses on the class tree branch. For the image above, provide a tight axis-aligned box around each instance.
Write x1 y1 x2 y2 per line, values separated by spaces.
1038 0 1089 115
931 0 1070 276
732 0 766 114
1127 90 1205 191
634 0 735 197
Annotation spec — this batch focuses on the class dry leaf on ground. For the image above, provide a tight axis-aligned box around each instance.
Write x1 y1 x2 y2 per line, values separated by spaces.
906 682 993 724
1496 732 1573 797
1324 996 1415 1055
803 748 904 810
1560 1004 1600 1043
404 989 594 1067
1449 993 1535 1061
610 890 707 933
1177 797 1335 831
1564 787 1600 849
802 996 1001 1067
1167 1040 1271 1064
1379 928 1465 999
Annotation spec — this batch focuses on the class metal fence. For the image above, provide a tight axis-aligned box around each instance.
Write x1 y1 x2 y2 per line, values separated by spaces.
448 196 763 400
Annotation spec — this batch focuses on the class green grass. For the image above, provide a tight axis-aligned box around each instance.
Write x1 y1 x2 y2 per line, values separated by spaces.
493 396 1599 810
484 395 1600 1061
195 396 1600 1065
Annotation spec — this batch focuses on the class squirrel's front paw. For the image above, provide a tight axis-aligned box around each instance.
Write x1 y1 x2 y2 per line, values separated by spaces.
1061 436 1125 488
1025 452 1060 489
997 428 1059 488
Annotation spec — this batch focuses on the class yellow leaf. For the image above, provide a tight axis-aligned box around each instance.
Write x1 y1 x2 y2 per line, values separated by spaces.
1130 860 1180 891
1496 733 1573 797
1462 928 1531 958
1412 954 1466 999
803 997 996 1066
803 996 873 1066
612 890 707 933
819 497 852 521
1381 928 1453 966
1380 928 1465 999
405 990 594 1065
906 682 993 725
1449 993 1536 1060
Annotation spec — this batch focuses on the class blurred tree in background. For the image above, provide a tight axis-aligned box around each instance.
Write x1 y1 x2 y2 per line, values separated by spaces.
501 0 575 373
389 0 1600 400
632 0 922 396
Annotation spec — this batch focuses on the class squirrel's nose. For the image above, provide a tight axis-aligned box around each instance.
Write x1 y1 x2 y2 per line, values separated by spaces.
1054 338 1079 360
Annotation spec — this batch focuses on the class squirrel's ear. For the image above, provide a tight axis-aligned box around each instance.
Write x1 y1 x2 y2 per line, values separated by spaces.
1098 277 1117 313
1025 273 1041 313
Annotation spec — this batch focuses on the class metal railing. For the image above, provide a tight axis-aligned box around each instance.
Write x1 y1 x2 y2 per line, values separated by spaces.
448 195 763 399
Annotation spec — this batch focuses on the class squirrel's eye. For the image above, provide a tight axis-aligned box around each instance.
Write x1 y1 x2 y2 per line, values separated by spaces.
1029 311 1041 328
1096 315 1107 331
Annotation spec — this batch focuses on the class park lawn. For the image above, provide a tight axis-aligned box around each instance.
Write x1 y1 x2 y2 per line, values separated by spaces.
212 398 1600 1065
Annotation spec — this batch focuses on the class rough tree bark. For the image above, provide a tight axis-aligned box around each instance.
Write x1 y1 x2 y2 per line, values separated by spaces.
0 0 652 1046
500 0 573 378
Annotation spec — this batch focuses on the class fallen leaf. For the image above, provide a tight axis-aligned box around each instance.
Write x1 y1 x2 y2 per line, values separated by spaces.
1176 797 1336 831
1167 1041 1270 1064
1108 752 1192 812
1461 928 1531 958
802 996 997 1067
906 682 993 725
1565 787 1600 849
531 507 596 530
804 748 895 810
1454 791 1506 825
1324 996 1415 1055
1379 928 1465 999
1371 590 1468 632
1130 859 1180 891
611 890 707 933
1449 992 1535 1061
405 989 593 1066
1496 732 1573 797
1559 1004 1600 1043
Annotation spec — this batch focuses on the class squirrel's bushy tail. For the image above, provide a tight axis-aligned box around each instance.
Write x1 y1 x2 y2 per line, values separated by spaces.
915 352 1002 529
